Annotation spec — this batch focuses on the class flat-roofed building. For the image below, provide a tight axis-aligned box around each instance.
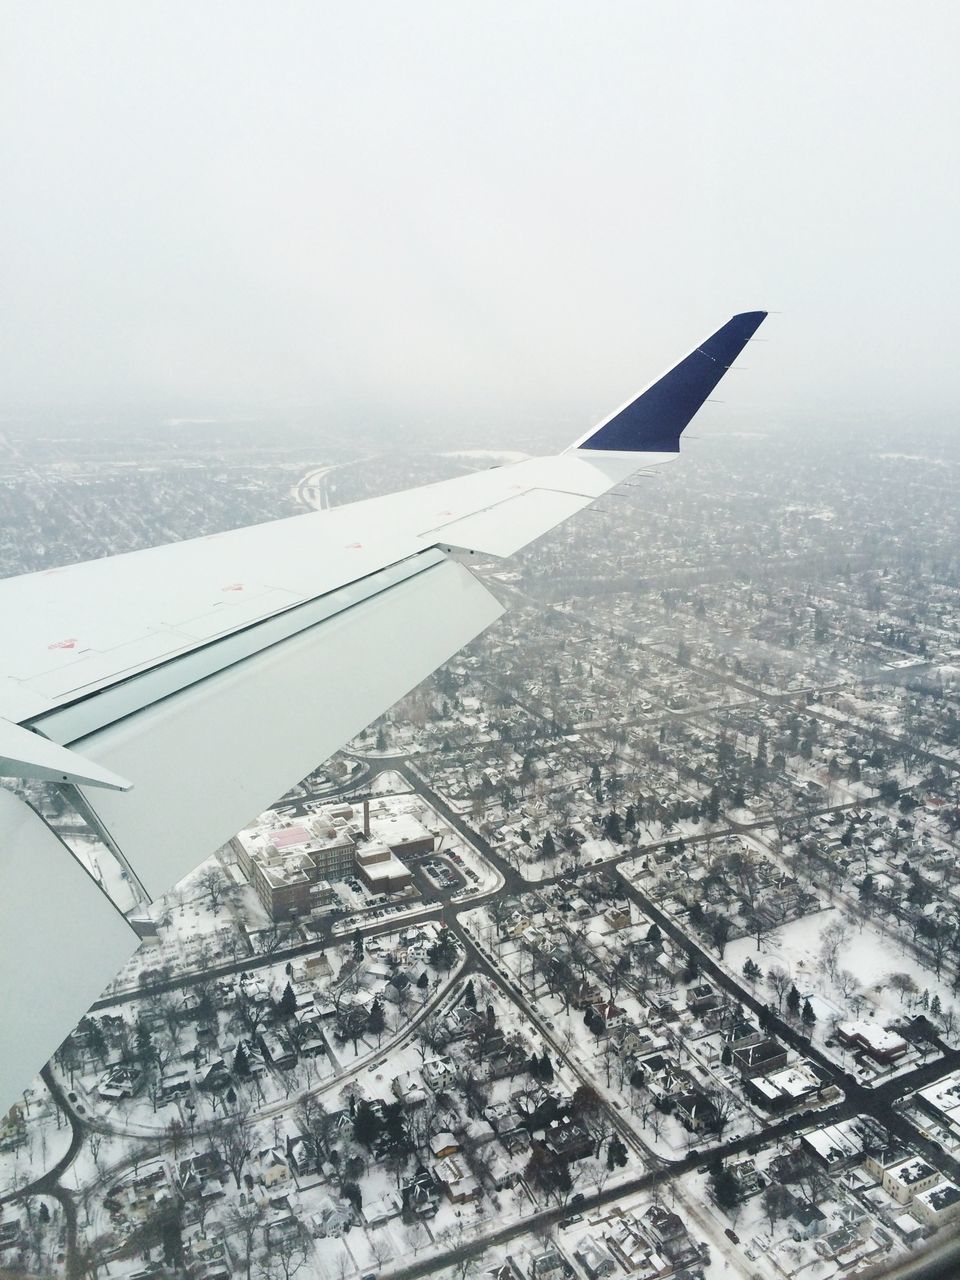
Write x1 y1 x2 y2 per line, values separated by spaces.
356 841 412 892
371 809 435 858
837 1020 908 1064
746 1062 821 1111
912 1180 960 1227
882 1157 941 1205
234 808 356 919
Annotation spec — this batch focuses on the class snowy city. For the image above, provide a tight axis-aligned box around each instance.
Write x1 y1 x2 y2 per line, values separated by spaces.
1 420 959 1280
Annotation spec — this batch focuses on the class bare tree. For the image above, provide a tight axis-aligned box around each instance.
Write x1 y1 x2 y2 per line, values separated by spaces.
259 1233 308 1280
819 918 851 983
767 964 791 1012
211 1111 252 1188
889 972 919 1008
706 1087 736 1141
228 1202 264 1280
198 863 228 913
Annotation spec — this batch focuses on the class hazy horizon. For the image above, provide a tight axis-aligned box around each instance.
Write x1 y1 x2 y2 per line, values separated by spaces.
3 3 960 440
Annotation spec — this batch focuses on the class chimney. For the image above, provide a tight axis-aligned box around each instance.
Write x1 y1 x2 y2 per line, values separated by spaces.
362 798 370 837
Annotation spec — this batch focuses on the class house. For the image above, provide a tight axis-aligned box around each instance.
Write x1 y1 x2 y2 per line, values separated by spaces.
687 983 718 1014
604 903 632 930
253 1148 290 1188
464 1116 495 1146
529 1245 567 1280
421 1056 455 1092
733 1038 788 1078
542 1118 592 1162
310 1196 354 1237
160 1067 192 1100
433 1154 479 1203
574 1238 616 1280
429 1131 460 1160
259 1032 296 1069
641 1204 700 1267
286 1134 320 1179
730 1159 762 1198
177 1152 228 1205
402 1168 440 1217
0 1219 21 1252
363 1189 403 1226
724 1019 763 1051
392 1070 429 1106
97 1065 144 1101
605 1218 669 1276
788 1195 828 1239
674 1089 719 1134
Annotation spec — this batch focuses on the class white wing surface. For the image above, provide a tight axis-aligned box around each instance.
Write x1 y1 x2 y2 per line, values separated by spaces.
0 311 766 1113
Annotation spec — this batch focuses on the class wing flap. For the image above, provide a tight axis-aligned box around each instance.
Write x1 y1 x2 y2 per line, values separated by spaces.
0 788 140 1118
70 557 503 897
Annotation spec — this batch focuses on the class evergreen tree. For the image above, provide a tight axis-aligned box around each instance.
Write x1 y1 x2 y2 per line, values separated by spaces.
233 1041 250 1078
342 1181 362 1213
367 999 386 1046
464 979 477 1008
539 1050 554 1082
604 811 623 844
278 981 297 1019
353 930 364 961
801 999 816 1027
417 970 429 990
136 1019 154 1068
352 1101 383 1149
931 994 942 1019
711 1163 742 1212
786 985 801 1016
606 1134 628 1169
542 830 556 859
707 787 721 823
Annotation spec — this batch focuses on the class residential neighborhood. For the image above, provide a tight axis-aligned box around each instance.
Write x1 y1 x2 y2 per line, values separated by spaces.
2 421 960 1280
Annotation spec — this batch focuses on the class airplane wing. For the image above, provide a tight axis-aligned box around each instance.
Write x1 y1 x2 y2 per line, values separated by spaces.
0 311 766 1114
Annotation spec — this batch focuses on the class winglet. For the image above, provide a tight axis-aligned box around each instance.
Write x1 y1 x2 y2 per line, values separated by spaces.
572 311 767 454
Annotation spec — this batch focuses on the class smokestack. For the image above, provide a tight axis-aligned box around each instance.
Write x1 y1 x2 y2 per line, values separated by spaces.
363 798 370 837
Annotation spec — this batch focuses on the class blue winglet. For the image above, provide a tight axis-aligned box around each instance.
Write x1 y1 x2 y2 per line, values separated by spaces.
577 311 767 453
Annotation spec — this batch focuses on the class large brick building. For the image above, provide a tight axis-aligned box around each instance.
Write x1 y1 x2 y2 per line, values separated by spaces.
233 807 357 920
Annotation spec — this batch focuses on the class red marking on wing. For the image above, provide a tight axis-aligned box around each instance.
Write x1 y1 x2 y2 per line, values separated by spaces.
222 583 245 592
345 542 363 550
48 638 77 651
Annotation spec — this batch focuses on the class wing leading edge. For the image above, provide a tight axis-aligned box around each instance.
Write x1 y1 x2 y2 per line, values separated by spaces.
0 311 766 1115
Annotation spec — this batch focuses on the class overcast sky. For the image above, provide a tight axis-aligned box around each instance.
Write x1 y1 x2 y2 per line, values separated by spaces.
2 2 959 438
